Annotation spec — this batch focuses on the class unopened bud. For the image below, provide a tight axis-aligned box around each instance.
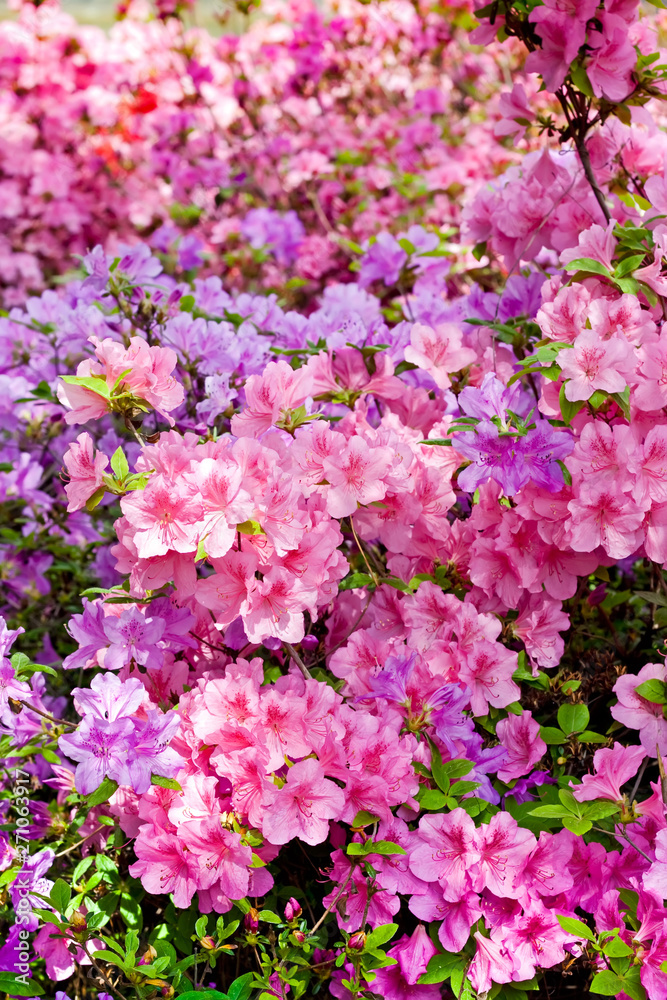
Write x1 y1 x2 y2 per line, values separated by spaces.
69 911 87 933
245 907 259 933
285 897 302 922
139 944 157 965
347 931 366 950
200 935 217 951
292 930 306 944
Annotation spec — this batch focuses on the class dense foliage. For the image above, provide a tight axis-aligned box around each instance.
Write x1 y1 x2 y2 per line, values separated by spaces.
4 0 667 999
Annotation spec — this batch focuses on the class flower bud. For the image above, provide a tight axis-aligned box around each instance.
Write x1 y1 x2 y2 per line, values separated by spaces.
292 930 306 944
284 897 302 922
301 634 319 652
245 907 260 933
347 931 366 950
69 911 87 933
200 935 217 951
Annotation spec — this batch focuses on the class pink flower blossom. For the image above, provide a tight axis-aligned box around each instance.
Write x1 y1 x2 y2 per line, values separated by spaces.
261 758 345 846
573 743 646 803
63 432 109 512
557 331 634 402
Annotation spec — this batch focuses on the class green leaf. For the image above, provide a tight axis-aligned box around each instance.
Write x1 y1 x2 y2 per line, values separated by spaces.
195 915 209 938
0 974 45 996
227 972 255 1000
582 800 621 822
635 678 667 704
338 572 373 591
365 924 399 949
258 909 282 924
590 971 625 995
110 446 129 480
119 893 143 930
352 810 381 827
347 840 406 857
614 253 647 278
603 935 634 957
419 788 449 810
438 758 474 780
87 776 118 807
449 780 481 796
529 805 568 818
151 774 183 791
561 815 592 835
557 703 590 735
556 915 595 941
60 373 111 398
539 726 567 745
609 387 631 420
85 486 106 512
178 992 229 1000
417 953 464 985
563 256 611 276
577 730 608 743
559 382 586 425
635 590 667 608
50 877 71 914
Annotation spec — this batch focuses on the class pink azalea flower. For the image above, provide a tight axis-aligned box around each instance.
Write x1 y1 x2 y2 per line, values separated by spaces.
497 898 575 981
371 925 440 1000
408 809 480 901
121 475 203 558
560 221 617 272
468 931 515 994
129 828 199 908
612 663 667 756
181 818 252 898
404 322 476 391
261 758 345 846
513 594 570 670
643 829 667 898
63 432 109 512
472 812 536 898
567 485 643 559
496 711 546 782
323 437 394 518
572 743 646 803
557 331 634 402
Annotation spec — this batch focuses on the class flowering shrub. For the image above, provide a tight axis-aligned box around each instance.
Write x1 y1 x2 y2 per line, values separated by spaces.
5 0 667 999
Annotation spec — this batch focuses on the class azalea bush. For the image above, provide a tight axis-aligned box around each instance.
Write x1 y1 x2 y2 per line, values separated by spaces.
5 0 667 999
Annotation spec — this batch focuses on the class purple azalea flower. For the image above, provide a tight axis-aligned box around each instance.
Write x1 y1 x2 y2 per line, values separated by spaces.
429 683 475 755
72 672 145 722
358 232 408 288
240 208 305 266
102 606 166 671
58 716 134 794
124 710 181 794
458 372 526 423
62 599 108 671
455 421 528 496
81 245 111 292
517 423 573 492
10 847 55 922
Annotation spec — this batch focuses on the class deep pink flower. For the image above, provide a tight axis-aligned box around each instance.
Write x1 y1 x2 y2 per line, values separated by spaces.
573 742 646 803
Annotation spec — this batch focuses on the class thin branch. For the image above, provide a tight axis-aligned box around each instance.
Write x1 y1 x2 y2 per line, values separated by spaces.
54 825 108 858
284 642 313 681
81 940 126 1000
15 700 77 731
308 865 355 937
348 518 379 585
